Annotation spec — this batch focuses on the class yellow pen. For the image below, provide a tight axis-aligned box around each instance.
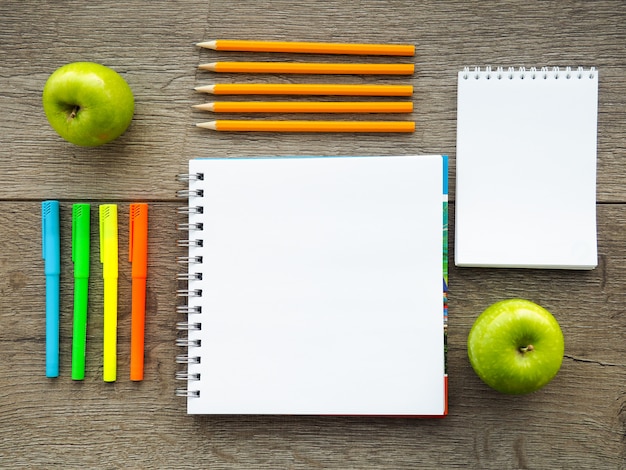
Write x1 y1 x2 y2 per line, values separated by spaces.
99 204 118 382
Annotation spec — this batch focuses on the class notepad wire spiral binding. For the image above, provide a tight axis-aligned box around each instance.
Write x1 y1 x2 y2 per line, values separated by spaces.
175 170 205 398
461 66 596 80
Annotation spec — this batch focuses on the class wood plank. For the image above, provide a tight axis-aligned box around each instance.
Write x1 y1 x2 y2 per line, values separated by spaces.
0 1 624 201
0 202 623 468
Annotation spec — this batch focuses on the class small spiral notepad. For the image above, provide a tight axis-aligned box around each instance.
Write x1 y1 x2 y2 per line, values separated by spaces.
455 66 599 269
176 155 448 416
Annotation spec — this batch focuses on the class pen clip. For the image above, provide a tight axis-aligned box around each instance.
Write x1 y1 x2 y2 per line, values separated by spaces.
72 204 80 262
42 205 48 260
72 211 76 262
42 200 60 272
99 204 118 272
129 203 148 275
129 204 138 262
99 206 106 265
72 204 91 277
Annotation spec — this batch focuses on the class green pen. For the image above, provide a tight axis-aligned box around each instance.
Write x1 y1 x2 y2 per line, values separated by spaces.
71 204 90 380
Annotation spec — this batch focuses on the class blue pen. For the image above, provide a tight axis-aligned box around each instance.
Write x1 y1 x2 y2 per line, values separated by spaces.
42 200 61 378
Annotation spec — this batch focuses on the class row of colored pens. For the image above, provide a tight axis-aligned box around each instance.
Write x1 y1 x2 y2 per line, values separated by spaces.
193 39 416 133
41 200 148 382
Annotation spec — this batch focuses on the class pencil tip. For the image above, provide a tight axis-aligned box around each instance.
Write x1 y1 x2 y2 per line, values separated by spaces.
196 40 217 50
193 103 214 111
195 85 215 93
196 121 217 130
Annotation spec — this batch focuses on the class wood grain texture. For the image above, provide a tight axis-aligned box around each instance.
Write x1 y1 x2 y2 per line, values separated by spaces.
0 0 624 468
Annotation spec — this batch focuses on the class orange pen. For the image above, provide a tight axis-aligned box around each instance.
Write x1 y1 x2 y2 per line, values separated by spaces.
129 203 148 381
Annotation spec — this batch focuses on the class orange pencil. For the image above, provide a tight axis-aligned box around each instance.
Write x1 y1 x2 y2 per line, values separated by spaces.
194 83 414 96
199 62 414 75
193 101 413 113
196 120 415 133
129 203 148 381
197 39 415 56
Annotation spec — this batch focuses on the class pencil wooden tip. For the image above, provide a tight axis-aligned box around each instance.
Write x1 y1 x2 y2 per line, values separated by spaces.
196 40 217 50
193 103 215 112
194 85 215 93
196 121 217 130
198 63 217 71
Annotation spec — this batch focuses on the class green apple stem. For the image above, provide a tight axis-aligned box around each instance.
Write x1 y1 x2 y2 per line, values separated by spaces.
519 344 534 354
69 105 80 120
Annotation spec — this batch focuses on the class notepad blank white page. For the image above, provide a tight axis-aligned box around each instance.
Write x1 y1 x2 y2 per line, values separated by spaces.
186 155 445 415
455 68 598 269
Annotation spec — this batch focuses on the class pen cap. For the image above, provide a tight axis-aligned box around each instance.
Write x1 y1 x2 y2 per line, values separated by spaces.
99 204 118 277
129 203 148 277
42 200 60 275
72 204 91 277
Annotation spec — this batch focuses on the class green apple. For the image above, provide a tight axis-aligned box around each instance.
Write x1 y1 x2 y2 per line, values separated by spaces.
42 62 134 147
467 299 564 394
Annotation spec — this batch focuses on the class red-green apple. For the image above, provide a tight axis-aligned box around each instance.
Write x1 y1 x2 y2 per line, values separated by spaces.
467 299 564 394
43 62 134 147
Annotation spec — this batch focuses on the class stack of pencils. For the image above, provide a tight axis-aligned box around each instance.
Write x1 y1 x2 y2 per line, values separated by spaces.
194 39 415 133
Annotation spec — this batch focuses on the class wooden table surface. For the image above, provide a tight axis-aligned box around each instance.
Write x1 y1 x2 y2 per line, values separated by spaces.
1 1 624 468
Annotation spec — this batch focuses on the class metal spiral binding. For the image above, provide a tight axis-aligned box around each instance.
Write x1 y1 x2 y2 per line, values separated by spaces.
176 272 203 281
176 338 202 348
176 172 204 182
177 305 202 314
175 389 200 398
177 255 202 265
177 239 203 248
177 222 204 231
176 189 204 198
176 321 202 331
461 66 596 80
176 371 201 381
176 171 205 399
177 288 202 297
177 205 203 215
176 354 201 364
175 369 201 397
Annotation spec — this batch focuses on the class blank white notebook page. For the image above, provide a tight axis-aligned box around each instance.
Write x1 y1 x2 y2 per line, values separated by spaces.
455 67 598 269
184 155 445 415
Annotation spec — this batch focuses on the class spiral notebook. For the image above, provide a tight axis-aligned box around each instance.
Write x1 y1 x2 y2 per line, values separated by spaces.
177 155 448 416
455 66 598 269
